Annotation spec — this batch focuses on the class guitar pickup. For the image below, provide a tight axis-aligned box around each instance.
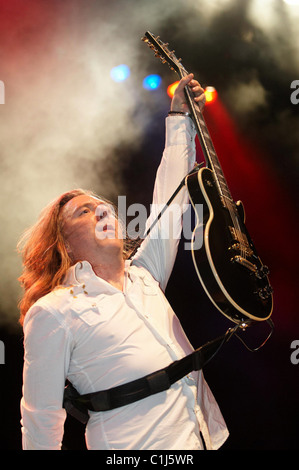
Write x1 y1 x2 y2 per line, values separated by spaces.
230 255 257 274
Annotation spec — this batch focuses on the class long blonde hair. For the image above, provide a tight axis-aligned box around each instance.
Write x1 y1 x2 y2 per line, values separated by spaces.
17 189 136 326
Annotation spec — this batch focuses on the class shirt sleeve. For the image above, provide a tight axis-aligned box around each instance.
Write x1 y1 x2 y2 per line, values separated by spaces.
132 115 197 291
21 305 73 450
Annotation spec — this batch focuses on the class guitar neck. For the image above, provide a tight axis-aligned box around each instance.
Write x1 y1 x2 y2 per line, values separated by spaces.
180 69 234 205
141 31 234 206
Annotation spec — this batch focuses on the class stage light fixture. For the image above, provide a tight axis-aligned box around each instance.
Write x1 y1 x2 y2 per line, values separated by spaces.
110 64 130 82
167 81 180 98
143 74 162 90
204 86 218 104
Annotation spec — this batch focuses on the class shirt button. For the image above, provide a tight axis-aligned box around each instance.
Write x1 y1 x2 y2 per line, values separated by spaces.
185 374 193 383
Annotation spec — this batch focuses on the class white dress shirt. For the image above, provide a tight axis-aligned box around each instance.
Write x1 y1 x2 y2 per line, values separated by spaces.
21 116 229 450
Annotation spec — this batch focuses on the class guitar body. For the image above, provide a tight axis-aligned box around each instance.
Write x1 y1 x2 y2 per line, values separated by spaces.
186 168 273 323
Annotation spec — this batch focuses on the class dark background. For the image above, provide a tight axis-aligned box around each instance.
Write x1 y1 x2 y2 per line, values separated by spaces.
0 0 298 450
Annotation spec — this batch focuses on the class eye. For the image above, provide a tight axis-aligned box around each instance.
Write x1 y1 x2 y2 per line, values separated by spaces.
79 208 90 216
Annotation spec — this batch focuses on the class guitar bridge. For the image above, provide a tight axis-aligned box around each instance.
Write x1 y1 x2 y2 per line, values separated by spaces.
230 255 257 274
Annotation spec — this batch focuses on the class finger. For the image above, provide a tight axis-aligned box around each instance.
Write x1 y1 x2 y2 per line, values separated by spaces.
191 85 204 95
188 79 203 90
176 73 194 90
195 93 206 105
189 79 201 88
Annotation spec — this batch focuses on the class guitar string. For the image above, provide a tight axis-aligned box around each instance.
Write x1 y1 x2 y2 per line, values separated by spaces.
149 38 249 260
193 109 246 258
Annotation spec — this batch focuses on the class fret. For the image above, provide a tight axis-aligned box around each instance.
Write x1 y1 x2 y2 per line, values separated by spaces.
198 115 206 128
205 143 218 158
222 194 234 201
212 162 221 170
206 142 216 155
203 130 211 141
222 191 233 200
220 186 232 196
221 186 233 198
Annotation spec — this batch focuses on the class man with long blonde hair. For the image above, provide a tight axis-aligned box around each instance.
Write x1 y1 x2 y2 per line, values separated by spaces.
18 74 229 450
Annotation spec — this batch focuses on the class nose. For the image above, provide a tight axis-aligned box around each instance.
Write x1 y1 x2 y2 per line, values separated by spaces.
95 209 108 222
95 203 116 224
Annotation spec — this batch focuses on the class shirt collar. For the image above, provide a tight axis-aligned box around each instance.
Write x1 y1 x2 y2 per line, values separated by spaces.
62 260 133 294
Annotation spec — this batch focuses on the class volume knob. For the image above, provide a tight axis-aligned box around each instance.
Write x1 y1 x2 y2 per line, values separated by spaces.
256 265 270 279
257 285 273 300
261 265 270 275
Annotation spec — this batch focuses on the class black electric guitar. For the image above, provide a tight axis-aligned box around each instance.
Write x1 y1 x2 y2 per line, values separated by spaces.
142 31 273 324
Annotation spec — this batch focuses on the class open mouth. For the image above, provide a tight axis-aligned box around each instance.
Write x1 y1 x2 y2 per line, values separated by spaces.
103 224 115 232
95 222 117 240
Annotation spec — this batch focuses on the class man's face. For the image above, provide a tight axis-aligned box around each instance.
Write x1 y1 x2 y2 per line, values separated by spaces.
60 194 124 263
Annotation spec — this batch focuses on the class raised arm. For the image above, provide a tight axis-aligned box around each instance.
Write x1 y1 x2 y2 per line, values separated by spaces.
132 74 205 290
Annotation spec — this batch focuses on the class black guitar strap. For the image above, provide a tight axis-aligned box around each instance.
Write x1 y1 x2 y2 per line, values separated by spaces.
128 162 203 259
63 326 238 424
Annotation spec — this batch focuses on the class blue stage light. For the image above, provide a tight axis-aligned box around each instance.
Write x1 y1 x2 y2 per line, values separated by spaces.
110 64 130 82
143 74 162 90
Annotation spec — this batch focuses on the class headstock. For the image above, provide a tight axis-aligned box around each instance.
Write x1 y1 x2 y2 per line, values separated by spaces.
141 31 187 78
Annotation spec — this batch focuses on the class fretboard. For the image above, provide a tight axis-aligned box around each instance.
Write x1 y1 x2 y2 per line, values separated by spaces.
181 69 234 208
